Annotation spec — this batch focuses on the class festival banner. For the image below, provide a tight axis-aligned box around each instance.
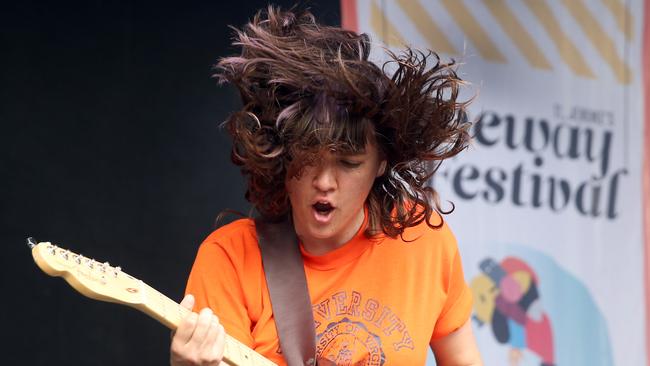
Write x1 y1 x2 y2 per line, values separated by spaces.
342 0 649 365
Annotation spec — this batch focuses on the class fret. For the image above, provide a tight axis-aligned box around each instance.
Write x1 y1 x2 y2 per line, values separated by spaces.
158 292 167 320
233 339 243 365
138 280 147 306
238 339 252 366
223 334 276 366
223 336 232 363
139 284 186 329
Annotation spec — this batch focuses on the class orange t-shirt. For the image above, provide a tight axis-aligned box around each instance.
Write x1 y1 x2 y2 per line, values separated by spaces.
185 213 472 365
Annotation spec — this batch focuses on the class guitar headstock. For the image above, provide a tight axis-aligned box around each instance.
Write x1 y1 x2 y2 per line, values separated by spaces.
30 239 145 306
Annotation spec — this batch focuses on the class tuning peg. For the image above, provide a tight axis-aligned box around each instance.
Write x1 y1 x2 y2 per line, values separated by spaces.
26 237 37 249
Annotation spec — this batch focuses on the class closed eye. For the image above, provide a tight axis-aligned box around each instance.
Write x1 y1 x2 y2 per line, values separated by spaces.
339 160 362 168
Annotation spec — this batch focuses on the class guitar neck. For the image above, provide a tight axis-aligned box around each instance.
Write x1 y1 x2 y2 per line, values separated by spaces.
135 282 276 366
29 240 276 366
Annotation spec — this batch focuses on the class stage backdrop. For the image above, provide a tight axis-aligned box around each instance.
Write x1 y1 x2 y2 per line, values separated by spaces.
342 0 649 365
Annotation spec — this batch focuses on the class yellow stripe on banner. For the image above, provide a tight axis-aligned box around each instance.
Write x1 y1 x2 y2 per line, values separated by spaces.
440 0 506 63
562 0 632 84
370 0 407 47
396 0 457 54
524 0 596 79
483 0 552 70
601 0 634 41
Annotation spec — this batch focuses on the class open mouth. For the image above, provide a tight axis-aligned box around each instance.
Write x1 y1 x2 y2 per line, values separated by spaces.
312 201 335 223
313 201 334 215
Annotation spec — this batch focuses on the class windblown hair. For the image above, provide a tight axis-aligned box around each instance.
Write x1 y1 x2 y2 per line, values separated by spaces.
215 6 471 238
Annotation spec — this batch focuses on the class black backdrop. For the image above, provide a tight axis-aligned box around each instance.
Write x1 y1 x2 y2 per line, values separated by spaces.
1 1 340 365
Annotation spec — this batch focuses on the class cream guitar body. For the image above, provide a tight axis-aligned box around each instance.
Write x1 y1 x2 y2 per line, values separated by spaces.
28 238 276 366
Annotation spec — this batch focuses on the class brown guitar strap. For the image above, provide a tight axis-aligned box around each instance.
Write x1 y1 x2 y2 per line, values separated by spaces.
255 218 317 366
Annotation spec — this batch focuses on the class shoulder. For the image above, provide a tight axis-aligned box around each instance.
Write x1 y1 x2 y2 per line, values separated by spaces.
203 218 258 246
204 218 258 244
400 215 459 252
197 218 260 261
399 217 462 275
376 216 460 273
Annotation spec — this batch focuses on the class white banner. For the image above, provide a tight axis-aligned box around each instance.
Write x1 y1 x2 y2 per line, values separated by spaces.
343 0 649 365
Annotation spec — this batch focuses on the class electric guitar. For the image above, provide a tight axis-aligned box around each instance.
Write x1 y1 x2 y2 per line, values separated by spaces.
27 238 277 366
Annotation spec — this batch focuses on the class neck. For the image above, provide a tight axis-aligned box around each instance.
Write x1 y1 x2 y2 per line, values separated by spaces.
299 207 365 255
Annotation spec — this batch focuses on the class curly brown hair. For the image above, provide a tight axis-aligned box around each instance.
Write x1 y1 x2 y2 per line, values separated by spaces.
215 6 471 238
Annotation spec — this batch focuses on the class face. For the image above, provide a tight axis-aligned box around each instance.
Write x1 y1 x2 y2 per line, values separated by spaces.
285 141 387 254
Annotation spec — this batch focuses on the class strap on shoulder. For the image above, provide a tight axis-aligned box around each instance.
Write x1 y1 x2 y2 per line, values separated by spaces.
255 218 317 366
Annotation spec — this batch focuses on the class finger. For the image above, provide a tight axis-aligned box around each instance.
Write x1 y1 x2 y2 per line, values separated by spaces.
173 311 198 345
199 318 220 352
180 294 195 311
212 322 226 362
191 308 215 344
172 294 197 344
202 321 226 365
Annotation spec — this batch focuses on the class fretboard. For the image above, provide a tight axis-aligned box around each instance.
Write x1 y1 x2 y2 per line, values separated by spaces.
135 282 277 366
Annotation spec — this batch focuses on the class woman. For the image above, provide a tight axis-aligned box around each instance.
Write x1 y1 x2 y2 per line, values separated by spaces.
170 6 482 366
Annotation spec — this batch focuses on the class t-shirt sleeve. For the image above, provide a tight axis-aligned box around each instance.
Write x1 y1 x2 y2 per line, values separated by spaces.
430 231 473 340
185 238 255 346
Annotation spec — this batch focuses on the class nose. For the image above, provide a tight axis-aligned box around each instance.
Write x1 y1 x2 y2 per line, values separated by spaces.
312 161 337 192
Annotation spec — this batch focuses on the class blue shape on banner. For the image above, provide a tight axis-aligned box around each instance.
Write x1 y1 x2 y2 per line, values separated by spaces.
508 318 526 349
470 247 613 366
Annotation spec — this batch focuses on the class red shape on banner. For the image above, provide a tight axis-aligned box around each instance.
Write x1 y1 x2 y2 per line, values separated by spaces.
525 313 555 364
501 256 540 285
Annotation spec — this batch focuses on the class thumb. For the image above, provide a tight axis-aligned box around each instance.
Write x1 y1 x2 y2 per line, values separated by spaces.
180 294 195 311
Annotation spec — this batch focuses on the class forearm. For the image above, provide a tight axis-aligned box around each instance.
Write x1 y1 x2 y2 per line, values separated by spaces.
430 319 483 366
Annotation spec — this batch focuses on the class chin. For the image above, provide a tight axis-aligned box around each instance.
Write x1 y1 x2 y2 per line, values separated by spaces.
305 223 338 239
